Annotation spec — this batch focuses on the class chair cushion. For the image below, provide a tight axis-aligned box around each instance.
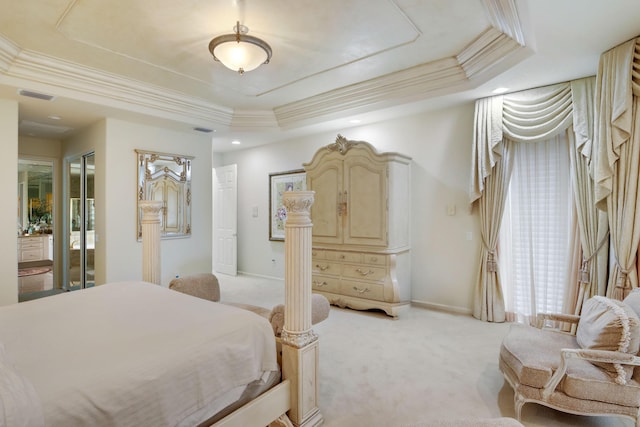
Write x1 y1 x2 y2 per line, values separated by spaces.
500 324 578 388
560 358 640 407
576 296 640 384
624 288 640 318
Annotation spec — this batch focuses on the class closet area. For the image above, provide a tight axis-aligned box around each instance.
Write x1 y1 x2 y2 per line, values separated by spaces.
304 135 412 317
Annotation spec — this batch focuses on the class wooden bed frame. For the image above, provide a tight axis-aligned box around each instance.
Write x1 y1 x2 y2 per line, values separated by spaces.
141 191 323 427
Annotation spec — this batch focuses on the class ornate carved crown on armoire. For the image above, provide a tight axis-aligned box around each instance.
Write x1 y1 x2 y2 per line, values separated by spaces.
303 135 411 317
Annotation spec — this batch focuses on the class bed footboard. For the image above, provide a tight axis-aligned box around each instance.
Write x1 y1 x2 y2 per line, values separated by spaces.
211 380 292 427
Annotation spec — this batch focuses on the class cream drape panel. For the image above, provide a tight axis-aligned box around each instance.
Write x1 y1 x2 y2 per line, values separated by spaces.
594 38 640 300
471 81 601 321
471 96 509 322
569 78 609 315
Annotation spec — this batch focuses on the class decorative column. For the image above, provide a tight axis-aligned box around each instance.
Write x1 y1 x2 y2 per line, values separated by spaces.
139 200 163 285
281 191 323 427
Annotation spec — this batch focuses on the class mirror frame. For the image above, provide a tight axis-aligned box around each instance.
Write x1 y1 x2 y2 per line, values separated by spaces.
136 150 193 240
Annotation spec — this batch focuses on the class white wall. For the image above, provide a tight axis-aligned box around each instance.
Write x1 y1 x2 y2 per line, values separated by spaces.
220 102 481 313
0 99 18 305
102 119 213 286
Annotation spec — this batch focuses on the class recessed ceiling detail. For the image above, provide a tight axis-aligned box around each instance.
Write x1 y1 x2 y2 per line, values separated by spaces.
0 0 527 134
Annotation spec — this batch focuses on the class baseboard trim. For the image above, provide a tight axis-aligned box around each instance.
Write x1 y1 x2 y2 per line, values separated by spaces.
411 299 472 316
236 271 284 282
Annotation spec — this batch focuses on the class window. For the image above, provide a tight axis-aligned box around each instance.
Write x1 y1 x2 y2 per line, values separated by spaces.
499 134 577 323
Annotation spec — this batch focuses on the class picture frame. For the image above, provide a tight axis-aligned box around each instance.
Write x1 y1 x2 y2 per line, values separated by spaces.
269 169 306 241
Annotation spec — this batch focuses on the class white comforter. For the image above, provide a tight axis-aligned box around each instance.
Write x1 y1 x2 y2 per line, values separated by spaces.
0 281 278 427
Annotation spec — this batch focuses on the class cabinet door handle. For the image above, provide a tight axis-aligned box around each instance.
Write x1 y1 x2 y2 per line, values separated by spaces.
353 286 370 294
315 264 330 271
355 268 374 276
314 281 328 287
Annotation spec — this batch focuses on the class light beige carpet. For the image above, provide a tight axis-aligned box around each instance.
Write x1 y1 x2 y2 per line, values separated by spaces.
218 273 633 427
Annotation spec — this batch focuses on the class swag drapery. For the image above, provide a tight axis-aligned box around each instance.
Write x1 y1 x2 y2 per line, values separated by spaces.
469 78 608 322
594 37 640 300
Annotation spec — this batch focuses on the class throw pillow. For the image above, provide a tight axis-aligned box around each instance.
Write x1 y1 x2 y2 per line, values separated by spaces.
577 296 640 384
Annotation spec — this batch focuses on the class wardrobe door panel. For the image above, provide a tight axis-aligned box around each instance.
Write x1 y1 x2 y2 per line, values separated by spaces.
307 159 343 245
344 158 387 246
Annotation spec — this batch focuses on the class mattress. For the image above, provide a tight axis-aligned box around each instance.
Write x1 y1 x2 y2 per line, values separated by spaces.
0 281 278 426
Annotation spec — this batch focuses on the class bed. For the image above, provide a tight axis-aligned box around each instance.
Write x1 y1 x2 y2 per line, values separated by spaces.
0 192 322 427
0 281 278 426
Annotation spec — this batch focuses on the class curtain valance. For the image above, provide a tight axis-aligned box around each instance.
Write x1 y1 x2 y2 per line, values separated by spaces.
502 83 573 143
469 81 585 203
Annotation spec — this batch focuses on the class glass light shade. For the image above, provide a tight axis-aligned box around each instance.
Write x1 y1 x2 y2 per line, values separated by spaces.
213 40 268 73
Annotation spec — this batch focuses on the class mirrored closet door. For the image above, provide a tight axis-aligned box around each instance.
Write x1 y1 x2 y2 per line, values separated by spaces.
67 152 95 290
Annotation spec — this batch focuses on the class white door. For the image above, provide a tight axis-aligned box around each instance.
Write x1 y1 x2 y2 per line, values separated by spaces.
213 164 238 276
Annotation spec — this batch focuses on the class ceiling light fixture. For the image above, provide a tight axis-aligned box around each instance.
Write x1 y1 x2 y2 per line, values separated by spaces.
208 21 272 74
493 87 509 94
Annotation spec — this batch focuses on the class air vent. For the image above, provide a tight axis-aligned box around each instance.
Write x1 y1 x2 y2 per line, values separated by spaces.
193 127 213 133
17 89 56 101
20 120 72 135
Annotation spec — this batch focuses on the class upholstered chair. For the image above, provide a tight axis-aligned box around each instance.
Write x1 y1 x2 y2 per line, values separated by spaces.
499 292 640 426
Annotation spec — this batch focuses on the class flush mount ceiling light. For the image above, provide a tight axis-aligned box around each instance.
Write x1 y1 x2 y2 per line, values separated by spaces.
208 21 272 74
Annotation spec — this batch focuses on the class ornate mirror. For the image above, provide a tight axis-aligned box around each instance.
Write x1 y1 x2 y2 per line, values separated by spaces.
136 150 193 240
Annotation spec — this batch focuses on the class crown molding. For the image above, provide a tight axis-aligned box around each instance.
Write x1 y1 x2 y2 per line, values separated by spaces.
0 34 233 128
456 27 524 80
230 109 279 130
274 57 468 128
0 35 20 73
483 0 525 45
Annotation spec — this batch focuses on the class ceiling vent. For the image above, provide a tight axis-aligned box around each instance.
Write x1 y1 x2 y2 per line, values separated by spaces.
20 120 72 135
193 127 213 133
17 89 56 101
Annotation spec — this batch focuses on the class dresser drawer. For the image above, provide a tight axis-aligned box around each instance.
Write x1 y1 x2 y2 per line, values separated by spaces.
342 264 387 282
312 275 340 293
363 254 386 266
326 251 362 263
312 261 341 276
341 280 385 302
21 249 43 262
20 238 44 249
311 249 326 260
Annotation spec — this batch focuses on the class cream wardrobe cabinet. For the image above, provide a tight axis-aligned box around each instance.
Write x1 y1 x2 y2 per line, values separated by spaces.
304 135 411 317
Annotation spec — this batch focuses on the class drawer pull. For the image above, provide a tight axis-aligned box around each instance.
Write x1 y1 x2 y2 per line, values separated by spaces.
355 268 374 276
370 257 378 262
353 286 370 294
315 264 330 271
339 254 345 259
313 281 328 287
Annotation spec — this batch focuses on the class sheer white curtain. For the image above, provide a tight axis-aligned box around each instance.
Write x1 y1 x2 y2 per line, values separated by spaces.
499 133 578 323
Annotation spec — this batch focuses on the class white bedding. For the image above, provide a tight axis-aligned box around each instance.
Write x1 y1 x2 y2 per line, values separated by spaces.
0 281 278 426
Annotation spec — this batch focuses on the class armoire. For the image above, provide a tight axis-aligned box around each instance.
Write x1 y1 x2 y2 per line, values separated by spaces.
303 135 411 317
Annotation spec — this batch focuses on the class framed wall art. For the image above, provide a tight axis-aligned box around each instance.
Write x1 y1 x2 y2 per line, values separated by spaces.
136 149 193 240
269 169 306 241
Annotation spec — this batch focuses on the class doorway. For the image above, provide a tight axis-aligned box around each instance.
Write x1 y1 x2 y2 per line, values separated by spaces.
67 152 95 290
17 158 56 301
